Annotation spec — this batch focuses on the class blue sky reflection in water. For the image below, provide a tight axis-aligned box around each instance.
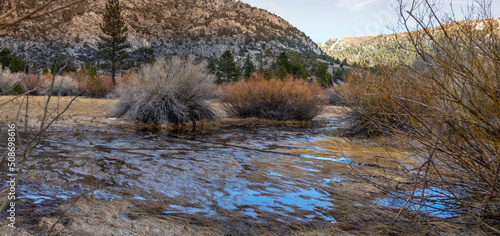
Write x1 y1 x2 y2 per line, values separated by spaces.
377 187 460 218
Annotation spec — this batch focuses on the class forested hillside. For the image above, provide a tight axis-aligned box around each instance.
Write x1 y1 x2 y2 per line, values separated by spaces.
320 18 500 66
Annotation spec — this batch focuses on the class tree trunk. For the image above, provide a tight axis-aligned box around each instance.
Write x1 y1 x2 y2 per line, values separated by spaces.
111 55 116 87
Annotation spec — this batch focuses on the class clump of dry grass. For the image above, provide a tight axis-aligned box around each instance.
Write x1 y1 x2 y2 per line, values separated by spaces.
219 74 326 121
110 57 217 125
0 67 17 95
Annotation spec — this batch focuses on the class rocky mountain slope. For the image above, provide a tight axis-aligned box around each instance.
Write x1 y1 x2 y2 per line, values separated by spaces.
0 0 322 69
320 18 500 66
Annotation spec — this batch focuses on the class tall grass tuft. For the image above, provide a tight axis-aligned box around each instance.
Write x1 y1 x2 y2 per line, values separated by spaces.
110 57 217 125
220 74 325 121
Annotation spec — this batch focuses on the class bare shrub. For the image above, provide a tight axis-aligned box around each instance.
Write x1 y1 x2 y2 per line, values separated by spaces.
326 84 352 106
220 74 326 121
0 67 18 94
42 75 78 96
20 74 48 95
340 67 432 136
341 0 500 232
110 57 216 125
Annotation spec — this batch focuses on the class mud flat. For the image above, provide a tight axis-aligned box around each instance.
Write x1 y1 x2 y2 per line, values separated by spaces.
0 96 479 235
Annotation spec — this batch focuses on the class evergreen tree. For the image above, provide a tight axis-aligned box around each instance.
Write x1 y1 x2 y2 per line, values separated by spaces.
275 52 292 79
49 50 76 74
0 48 27 73
132 47 155 67
97 0 129 86
315 63 331 87
289 52 308 79
216 50 239 84
207 58 217 74
243 55 255 78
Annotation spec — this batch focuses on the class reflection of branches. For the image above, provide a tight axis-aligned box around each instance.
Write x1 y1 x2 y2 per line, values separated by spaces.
0 0 87 30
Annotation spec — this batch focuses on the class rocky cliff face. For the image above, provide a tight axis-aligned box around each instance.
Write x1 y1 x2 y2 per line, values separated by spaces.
0 0 322 69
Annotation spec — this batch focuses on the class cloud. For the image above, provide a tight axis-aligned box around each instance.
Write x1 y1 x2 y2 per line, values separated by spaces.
337 0 379 12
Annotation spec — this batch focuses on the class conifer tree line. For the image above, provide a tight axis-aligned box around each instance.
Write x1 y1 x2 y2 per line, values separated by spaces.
208 49 345 87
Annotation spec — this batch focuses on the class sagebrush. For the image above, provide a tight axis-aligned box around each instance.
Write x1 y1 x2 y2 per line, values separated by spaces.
110 57 216 125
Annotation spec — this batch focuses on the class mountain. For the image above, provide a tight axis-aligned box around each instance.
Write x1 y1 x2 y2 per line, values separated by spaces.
319 18 500 66
319 35 412 66
0 0 323 70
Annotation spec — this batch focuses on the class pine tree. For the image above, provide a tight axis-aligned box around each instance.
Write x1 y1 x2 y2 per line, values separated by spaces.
243 55 255 78
97 0 129 86
0 48 27 73
289 52 309 79
133 47 155 66
315 63 331 87
275 52 291 78
207 58 217 74
216 50 239 84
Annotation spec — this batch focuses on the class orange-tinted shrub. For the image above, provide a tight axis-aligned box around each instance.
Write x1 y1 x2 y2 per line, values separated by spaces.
41 72 54 80
338 67 432 136
116 72 137 91
20 74 46 94
220 74 326 121
78 75 114 97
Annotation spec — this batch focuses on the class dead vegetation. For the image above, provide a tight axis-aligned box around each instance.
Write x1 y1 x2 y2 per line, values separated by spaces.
338 0 500 233
220 74 326 121
109 57 217 126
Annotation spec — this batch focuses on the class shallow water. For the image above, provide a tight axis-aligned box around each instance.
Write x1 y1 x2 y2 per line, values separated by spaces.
0 117 455 229
377 187 460 218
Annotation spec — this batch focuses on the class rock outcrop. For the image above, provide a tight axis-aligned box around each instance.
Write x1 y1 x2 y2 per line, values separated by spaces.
0 0 322 69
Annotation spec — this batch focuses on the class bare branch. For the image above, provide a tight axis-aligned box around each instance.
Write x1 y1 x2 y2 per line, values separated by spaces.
0 0 86 30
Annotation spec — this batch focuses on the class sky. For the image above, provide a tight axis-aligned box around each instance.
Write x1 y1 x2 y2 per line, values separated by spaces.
240 0 500 43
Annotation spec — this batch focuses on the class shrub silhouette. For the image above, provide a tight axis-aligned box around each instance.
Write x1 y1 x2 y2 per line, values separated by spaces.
110 57 216 125
220 74 325 121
